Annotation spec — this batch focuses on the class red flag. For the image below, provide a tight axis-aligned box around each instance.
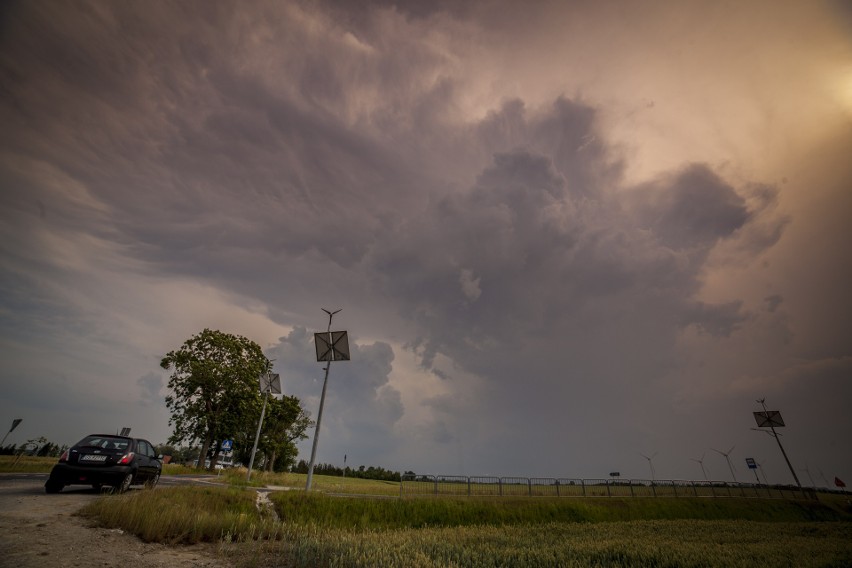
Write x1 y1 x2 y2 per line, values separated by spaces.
835 477 846 488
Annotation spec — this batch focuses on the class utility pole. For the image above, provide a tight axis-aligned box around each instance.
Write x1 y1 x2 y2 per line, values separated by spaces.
306 309 349 491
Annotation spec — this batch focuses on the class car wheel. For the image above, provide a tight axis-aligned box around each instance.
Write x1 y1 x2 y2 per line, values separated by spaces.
145 472 160 489
45 481 63 494
115 473 133 493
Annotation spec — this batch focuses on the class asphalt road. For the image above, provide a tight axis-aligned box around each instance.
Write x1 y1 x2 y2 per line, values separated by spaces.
0 471 228 493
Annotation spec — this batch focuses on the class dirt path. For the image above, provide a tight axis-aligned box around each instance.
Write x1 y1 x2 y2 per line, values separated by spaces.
0 476 227 568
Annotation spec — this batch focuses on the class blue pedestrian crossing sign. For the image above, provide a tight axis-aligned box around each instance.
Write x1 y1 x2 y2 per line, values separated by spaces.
221 440 233 452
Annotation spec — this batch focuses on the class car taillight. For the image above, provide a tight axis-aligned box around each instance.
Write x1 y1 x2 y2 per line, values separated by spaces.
117 452 135 465
58 450 68 462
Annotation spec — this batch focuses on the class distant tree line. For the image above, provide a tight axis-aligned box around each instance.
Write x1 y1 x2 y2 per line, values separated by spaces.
0 437 67 457
292 460 401 482
154 444 201 464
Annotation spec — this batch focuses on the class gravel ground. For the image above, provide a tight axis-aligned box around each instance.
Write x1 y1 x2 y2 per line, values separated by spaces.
0 476 227 568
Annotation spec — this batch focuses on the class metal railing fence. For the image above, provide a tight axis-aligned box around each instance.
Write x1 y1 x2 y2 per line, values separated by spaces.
400 475 819 500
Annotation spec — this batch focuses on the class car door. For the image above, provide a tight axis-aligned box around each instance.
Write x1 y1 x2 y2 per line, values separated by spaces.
136 440 155 480
145 439 163 477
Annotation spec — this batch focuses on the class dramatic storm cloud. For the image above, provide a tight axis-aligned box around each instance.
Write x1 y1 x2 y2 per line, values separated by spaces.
2 0 850 484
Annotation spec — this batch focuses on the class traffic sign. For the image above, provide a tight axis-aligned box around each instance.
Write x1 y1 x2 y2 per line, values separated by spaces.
221 439 233 452
745 457 757 469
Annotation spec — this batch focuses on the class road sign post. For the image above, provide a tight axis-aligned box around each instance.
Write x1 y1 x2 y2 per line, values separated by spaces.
745 457 760 485
247 372 281 482
0 419 22 448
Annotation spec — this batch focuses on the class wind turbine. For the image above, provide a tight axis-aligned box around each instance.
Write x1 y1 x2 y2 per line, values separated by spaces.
639 452 657 481
690 453 710 481
712 446 737 482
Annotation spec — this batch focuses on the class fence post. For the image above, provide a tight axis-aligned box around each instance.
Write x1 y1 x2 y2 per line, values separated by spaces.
629 480 635 497
651 481 657 497
606 479 611 497
499 477 503 496
434 476 438 496
581 479 586 497
556 480 560 497
528 478 532 496
467 476 471 496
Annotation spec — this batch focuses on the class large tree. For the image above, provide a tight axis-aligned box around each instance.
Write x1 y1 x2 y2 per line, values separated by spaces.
230 394 312 472
161 328 268 469
260 394 312 472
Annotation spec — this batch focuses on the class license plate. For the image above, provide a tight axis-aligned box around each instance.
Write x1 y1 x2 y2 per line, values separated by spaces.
80 454 107 462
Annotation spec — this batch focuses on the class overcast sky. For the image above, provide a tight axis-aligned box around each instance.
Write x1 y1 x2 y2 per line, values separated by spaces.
2 0 851 485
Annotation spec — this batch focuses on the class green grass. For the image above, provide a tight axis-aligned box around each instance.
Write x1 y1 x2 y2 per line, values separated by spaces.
76 485 852 567
19 456 846 568
79 486 280 544
220 468 402 495
235 519 852 568
268 492 851 529
0 455 56 472
161 462 204 475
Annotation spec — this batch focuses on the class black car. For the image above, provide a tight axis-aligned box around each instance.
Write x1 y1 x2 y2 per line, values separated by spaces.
44 434 162 493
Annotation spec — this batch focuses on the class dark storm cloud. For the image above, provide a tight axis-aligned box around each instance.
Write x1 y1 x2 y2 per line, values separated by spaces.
764 294 783 313
677 301 746 338
136 372 164 406
629 164 751 251
1 0 848 481
359 95 790 473
371 100 769 381
0 1 430 276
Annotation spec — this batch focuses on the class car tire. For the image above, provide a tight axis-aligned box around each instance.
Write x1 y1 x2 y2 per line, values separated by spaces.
145 472 160 489
115 473 133 493
45 481 63 494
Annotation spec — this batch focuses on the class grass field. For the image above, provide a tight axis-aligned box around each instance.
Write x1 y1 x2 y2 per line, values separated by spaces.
239 519 852 567
0 454 56 473
77 483 852 567
7 458 849 566
221 467 403 495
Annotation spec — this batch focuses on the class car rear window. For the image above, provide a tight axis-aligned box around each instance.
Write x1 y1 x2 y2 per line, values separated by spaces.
78 436 130 451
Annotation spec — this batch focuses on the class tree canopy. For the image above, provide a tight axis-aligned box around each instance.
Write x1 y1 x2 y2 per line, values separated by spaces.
161 328 269 468
228 393 312 471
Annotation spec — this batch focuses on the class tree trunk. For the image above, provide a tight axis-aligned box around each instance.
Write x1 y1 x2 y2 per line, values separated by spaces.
197 435 211 469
